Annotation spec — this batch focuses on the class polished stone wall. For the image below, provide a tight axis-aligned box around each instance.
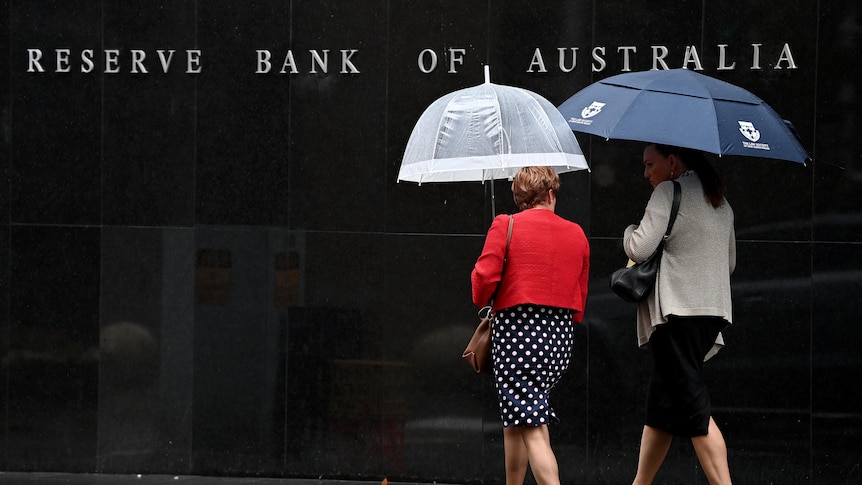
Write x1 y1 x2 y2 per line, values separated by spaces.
3 1 861 483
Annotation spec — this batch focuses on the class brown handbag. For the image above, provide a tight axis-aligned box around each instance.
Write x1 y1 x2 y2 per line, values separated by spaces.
462 215 514 374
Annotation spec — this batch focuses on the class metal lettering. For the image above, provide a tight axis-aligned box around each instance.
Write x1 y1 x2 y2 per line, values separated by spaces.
446 48 465 73
751 43 762 70
682 45 704 70
55 48 71 73
591 46 606 72
157 50 176 73
131 50 147 74
310 49 329 74
417 49 437 73
617 46 636 72
775 43 797 69
527 48 547 73
651 45 670 70
717 44 736 70
186 50 202 73
341 49 359 73
558 48 578 73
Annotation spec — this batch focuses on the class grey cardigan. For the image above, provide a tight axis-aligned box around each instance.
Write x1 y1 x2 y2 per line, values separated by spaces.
623 171 736 360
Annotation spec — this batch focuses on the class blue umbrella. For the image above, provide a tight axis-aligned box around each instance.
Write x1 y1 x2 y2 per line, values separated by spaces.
558 69 811 165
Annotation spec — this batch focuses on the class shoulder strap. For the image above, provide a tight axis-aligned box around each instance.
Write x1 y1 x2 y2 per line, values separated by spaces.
663 181 681 240
488 215 514 306
502 215 514 268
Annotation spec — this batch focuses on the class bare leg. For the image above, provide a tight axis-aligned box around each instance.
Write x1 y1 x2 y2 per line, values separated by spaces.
691 417 732 485
503 427 529 485
632 425 673 485
520 425 560 485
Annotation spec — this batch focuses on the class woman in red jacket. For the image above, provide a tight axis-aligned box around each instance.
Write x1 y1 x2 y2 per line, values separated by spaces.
472 166 590 485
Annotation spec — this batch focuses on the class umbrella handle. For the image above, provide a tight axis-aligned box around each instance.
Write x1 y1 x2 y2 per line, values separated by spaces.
490 180 496 221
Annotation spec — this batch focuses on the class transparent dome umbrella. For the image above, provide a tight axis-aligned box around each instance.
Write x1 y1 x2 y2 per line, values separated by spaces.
557 68 811 165
398 66 589 216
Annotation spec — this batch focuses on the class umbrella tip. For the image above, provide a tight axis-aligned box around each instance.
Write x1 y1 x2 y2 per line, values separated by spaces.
484 65 490 84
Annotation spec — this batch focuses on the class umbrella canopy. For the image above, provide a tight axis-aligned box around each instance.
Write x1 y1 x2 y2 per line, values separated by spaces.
558 69 811 164
399 70 589 184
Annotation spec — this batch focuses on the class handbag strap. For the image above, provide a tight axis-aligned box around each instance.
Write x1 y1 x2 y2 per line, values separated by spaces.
487 215 514 307
662 181 682 241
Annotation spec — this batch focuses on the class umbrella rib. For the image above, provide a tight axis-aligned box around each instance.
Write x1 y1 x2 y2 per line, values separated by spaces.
431 91 461 162
490 84 506 169
706 98 723 154
525 91 565 154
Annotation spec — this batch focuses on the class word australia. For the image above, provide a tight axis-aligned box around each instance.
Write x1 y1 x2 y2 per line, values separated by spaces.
528 43 798 72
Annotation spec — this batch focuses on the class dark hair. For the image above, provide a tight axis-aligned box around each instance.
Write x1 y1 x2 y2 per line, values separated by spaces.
652 144 726 208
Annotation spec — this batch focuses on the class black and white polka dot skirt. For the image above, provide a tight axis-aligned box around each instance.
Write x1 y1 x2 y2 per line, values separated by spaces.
492 305 574 428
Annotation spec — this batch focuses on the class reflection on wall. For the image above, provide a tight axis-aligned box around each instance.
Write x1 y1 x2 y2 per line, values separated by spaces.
99 321 159 467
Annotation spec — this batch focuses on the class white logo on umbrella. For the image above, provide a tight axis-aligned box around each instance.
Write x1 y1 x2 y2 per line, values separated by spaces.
738 121 761 142
581 101 606 119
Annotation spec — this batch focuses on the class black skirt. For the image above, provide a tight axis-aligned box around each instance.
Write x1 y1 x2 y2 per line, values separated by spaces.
645 315 726 437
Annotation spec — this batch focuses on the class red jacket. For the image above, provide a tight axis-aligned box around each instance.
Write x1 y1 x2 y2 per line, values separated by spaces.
472 209 590 323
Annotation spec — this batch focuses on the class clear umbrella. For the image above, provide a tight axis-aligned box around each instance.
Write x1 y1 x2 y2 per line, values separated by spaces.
398 66 589 214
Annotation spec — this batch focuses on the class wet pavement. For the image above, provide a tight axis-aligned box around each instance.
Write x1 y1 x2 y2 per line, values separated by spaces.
0 474 427 485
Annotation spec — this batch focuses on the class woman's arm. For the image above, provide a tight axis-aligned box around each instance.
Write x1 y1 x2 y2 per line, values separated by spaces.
471 215 510 307
575 236 590 323
623 182 674 263
728 220 737 275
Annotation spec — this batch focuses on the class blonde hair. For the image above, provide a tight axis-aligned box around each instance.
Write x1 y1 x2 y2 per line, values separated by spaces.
511 166 560 211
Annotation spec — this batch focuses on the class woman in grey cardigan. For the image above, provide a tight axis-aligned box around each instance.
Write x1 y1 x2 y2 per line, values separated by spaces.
625 144 736 485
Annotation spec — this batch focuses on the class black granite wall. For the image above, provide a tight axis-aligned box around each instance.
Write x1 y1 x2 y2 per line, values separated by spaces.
3 1 861 483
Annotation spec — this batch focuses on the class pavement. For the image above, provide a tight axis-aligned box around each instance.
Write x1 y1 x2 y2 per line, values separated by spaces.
0 474 434 485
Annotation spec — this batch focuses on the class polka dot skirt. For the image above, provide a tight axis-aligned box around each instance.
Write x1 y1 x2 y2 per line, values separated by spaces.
492 305 574 428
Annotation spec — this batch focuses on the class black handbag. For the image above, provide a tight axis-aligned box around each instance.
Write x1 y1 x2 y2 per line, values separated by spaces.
463 215 514 374
609 181 681 302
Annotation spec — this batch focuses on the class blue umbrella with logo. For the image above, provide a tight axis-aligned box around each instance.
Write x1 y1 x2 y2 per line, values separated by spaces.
558 69 811 165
